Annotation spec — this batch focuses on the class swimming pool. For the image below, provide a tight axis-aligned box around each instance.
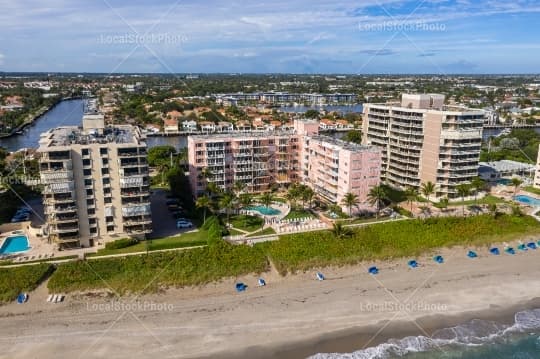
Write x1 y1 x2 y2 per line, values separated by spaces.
246 205 281 216
0 235 30 254
514 195 540 206
497 178 512 185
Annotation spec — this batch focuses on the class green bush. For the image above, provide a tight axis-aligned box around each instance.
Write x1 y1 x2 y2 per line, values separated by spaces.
0 264 54 303
262 214 540 275
48 242 268 294
105 238 139 250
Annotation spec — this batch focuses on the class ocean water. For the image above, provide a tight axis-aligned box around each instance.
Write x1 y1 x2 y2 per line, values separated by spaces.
310 309 540 359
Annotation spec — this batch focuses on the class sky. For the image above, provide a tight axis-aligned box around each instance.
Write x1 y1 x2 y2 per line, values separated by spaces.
0 0 539 74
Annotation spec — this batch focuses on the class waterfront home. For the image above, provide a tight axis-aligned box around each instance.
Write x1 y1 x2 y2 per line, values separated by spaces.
319 119 336 130
166 110 183 120
236 120 251 131
199 121 216 132
216 121 234 132
182 120 198 132
164 118 179 134
336 119 354 129
251 118 265 131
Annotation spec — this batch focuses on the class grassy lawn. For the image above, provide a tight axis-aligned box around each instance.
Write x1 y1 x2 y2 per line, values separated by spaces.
262 214 540 275
43 214 540 296
284 209 314 220
433 195 506 208
89 231 208 257
228 214 263 232
247 227 276 237
0 255 78 266
523 186 540 196
0 264 54 303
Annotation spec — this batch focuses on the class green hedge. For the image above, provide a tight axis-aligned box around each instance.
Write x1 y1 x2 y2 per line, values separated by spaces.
48 242 268 294
0 264 54 303
105 238 139 250
262 214 540 275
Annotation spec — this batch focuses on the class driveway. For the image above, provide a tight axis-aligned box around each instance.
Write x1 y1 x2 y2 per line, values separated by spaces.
149 189 195 239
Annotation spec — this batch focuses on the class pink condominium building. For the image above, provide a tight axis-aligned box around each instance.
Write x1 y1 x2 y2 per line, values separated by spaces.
363 94 485 198
188 119 382 211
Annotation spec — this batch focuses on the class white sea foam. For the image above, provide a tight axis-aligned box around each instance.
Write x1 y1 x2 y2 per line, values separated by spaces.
308 309 540 359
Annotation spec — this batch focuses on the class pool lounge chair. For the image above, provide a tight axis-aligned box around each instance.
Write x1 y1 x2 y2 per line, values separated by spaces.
408 260 418 268
467 251 478 258
316 272 325 281
368 266 379 275
490 248 500 255
433 255 444 264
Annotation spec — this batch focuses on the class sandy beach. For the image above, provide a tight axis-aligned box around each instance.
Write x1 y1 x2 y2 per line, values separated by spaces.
1 242 540 359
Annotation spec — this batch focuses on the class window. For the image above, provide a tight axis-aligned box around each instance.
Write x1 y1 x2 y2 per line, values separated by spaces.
101 168 109 175
104 197 112 204
102 158 109 165
89 218 96 224
82 159 91 166
90 228 97 234
100 148 108 155
82 148 89 156
104 187 111 194
84 179 92 186
88 208 95 215
86 189 93 196
106 216 113 223
103 178 110 185
86 199 94 206
107 225 114 232
83 169 91 176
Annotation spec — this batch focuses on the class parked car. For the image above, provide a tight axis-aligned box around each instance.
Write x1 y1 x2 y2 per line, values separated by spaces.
166 199 179 206
176 220 193 229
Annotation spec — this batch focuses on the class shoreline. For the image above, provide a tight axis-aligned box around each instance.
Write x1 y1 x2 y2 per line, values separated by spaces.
1 244 540 359
223 298 540 359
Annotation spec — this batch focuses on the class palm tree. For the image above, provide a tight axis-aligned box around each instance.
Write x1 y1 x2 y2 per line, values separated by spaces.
456 183 471 216
206 182 221 197
421 181 436 203
510 177 523 196
331 221 351 239
158 163 170 185
341 192 360 217
233 181 246 196
301 186 315 209
260 192 274 210
404 186 419 212
195 195 212 223
438 197 449 213
367 185 388 218
286 184 301 210
238 193 254 227
487 203 498 218
219 192 236 226
471 177 485 203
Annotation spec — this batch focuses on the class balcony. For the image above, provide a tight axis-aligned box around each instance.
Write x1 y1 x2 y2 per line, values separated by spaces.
51 205 77 214
441 129 482 140
54 236 80 244
123 216 152 226
50 215 78 223
51 225 80 234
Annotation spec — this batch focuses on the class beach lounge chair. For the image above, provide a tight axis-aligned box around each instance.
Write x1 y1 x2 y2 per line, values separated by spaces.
235 283 247 292
527 242 537 250
46 295 53 302
316 272 325 281
55 295 64 303
467 251 478 258
408 260 418 268
16 293 27 304
368 266 379 275
433 255 444 264
505 247 516 255
51 294 58 303
258 278 266 286
490 248 500 255
517 243 527 251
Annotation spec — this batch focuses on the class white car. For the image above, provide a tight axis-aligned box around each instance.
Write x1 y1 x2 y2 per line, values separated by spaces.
176 220 193 229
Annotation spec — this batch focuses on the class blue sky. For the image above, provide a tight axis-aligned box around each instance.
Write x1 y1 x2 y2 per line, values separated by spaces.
0 0 539 74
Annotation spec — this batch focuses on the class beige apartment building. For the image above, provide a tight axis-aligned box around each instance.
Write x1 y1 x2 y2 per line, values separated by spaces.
363 94 485 198
38 113 151 249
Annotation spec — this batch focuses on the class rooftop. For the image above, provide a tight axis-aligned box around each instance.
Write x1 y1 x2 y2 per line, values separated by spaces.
478 160 535 173
309 134 379 153
38 125 145 149
189 129 297 141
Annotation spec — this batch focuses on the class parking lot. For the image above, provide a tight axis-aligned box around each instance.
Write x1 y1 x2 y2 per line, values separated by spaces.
149 189 196 239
